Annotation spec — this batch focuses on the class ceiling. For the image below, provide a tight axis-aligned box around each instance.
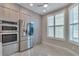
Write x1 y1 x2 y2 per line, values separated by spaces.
18 3 70 15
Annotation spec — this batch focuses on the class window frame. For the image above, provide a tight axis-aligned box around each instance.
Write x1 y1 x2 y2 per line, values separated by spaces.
47 11 65 40
54 12 64 39
47 16 55 38
69 4 79 45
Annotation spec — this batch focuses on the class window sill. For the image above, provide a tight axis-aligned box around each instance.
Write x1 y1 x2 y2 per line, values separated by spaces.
54 38 65 41
47 37 65 41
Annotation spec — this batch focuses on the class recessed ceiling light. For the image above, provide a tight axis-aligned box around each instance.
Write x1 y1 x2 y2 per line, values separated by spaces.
29 3 34 6
43 3 48 8
43 9 46 12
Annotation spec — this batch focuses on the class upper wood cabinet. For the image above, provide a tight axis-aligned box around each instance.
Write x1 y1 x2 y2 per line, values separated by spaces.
20 13 27 20
0 7 4 20
3 8 10 20
0 7 19 21
9 10 19 21
0 3 19 12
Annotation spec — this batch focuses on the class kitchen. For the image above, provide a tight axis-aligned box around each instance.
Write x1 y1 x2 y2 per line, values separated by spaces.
0 3 41 56
0 3 79 56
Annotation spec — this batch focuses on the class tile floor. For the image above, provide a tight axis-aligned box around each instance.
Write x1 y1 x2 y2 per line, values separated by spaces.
11 44 75 56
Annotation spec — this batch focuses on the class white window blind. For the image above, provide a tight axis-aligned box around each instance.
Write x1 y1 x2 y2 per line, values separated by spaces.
55 12 64 38
69 5 79 43
47 16 54 37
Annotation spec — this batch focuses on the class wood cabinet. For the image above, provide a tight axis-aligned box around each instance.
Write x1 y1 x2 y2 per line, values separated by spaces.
0 7 4 20
19 14 28 51
3 8 10 20
10 10 19 21
20 40 28 51
19 14 28 37
0 6 19 21
3 43 18 56
0 42 2 56
20 13 27 20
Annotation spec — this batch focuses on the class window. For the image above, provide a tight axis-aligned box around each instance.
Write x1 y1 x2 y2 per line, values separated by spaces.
47 12 64 39
55 13 64 38
69 5 79 43
47 16 54 37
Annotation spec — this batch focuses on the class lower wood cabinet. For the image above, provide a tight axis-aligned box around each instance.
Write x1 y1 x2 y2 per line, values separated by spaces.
20 40 28 51
0 42 2 56
2 43 18 56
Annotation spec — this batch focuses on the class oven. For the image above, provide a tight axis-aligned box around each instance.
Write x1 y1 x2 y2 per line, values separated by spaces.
2 34 17 43
1 32 19 46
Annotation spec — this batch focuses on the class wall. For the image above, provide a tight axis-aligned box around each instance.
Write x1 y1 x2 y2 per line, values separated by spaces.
41 4 79 55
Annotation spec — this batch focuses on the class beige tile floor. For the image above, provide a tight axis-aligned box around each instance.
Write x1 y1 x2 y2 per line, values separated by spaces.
11 44 75 56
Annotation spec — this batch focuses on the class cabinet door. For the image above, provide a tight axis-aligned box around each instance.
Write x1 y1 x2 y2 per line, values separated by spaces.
20 40 28 51
0 42 2 56
0 7 4 20
20 20 26 37
3 43 18 56
10 10 19 20
14 11 19 20
0 20 2 33
0 33 2 42
20 14 27 37
20 13 27 20
3 8 10 20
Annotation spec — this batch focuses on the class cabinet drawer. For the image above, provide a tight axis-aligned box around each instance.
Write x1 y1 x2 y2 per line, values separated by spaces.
3 43 18 56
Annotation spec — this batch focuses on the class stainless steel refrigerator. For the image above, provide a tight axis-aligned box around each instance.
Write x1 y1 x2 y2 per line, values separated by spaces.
19 20 35 51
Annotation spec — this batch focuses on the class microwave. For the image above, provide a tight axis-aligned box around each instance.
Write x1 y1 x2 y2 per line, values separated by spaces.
0 20 19 31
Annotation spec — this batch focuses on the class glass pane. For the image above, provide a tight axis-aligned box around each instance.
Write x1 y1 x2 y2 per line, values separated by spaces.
48 27 54 37
69 5 78 24
70 25 79 42
55 13 64 25
73 24 78 42
55 26 64 38
47 16 54 26
73 6 78 23
70 25 73 41
69 9 73 24
73 24 78 38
